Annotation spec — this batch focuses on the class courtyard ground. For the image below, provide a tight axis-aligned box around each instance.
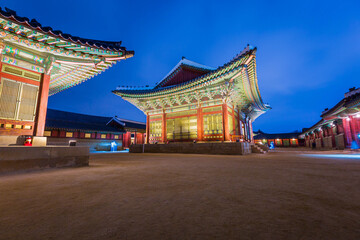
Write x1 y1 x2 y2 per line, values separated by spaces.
0 150 360 240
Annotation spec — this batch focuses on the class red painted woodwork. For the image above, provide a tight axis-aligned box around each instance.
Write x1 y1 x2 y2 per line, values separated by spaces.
136 133 143 144
123 132 131 148
161 110 166 143
0 64 41 136
0 119 34 136
159 66 210 88
342 119 352 146
34 73 50 136
222 104 230 141
197 107 203 141
232 106 236 137
146 114 150 144
51 130 59 137
59 131 66 138
0 64 41 86
166 114 198 119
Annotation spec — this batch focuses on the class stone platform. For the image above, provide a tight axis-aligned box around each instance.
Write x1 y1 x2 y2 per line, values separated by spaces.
0 146 89 174
130 142 251 155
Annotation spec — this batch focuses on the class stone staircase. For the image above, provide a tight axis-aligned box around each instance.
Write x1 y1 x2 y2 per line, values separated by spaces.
251 144 268 154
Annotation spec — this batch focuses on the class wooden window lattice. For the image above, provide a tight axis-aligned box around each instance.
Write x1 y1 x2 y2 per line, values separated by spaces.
0 78 38 121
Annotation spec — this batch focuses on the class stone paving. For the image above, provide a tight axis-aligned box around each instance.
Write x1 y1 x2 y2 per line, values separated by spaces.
0 150 359 240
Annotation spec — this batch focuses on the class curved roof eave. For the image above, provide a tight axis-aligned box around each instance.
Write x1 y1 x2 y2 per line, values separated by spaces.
0 7 132 54
114 48 257 98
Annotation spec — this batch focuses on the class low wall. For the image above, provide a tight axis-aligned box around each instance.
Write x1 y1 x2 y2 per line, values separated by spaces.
130 142 251 155
335 134 345 150
0 146 89 174
315 139 322 149
323 136 333 149
47 138 123 151
0 136 47 146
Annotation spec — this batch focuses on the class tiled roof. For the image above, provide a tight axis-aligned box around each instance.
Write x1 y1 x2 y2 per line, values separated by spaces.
0 7 130 53
113 46 256 97
321 91 360 118
115 117 146 130
45 109 145 133
154 58 215 88
253 130 300 140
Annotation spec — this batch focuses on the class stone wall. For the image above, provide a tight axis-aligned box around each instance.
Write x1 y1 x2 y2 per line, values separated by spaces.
130 142 251 155
335 134 345 150
0 146 89 174
315 139 322 149
47 138 123 151
323 136 333 149
0 136 47 146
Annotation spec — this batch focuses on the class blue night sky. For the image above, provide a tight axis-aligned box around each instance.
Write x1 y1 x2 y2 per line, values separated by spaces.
3 0 360 133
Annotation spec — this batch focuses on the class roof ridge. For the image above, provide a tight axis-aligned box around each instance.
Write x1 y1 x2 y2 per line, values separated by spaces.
115 117 145 125
155 57 215 88
0 7 129 52
114 45 256 96
47 108 111 119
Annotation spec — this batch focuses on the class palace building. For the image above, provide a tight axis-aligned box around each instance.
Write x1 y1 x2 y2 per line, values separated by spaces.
300 87 360 150
253 130 304 147
113 45 270 144
44 109 145 151
0 7 133 144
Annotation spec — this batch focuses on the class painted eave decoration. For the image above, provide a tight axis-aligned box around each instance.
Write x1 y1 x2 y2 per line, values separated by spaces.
0 7 134 95
113 45 270 121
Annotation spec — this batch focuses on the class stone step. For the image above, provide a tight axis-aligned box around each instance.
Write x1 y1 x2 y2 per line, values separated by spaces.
251 144 267 154
255 143 269 152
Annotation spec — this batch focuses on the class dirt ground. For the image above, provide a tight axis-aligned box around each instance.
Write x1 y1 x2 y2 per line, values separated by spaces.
0 150 360 240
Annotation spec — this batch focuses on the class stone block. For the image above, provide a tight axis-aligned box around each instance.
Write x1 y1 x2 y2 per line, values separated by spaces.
32 136 47 146
0 146 89 174
130 142 251 155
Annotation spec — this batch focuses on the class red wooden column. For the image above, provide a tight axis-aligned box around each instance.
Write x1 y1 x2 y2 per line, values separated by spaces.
197 106 203 141
34 73 50 136
237 109 241 136
145 114 150 144
329 126 336 148
343 118 353 147
161 110 166 143
350 116 359 144
231 105 236 139
222 103 230 141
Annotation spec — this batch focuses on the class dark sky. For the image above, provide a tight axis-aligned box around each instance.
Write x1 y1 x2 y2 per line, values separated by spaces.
3 0 360 132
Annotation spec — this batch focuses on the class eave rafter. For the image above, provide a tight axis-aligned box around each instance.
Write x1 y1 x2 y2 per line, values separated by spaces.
0 7 134 95
114 46 269 120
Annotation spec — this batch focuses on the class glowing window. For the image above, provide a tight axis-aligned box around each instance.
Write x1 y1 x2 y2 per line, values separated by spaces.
66 132 73 138
203 114 223 135
15 125 22 129
85 133 91 138
150 120 162 138
5 124 12 128
114 135 119 139
0 78 39 121
43 131 51 137
23 125 32 130
101 134 107 139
